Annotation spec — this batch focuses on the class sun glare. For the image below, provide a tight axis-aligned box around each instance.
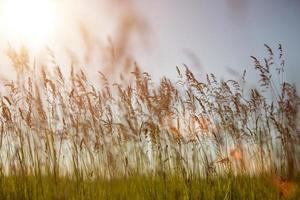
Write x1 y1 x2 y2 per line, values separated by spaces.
0 0 57 47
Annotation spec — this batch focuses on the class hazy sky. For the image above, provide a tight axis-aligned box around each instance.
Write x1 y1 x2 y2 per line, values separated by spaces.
0 0 299 87
133 0 300 86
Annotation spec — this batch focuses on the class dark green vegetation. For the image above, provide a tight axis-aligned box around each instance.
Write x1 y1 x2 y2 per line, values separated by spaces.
0 174 299 200
0 44 299 199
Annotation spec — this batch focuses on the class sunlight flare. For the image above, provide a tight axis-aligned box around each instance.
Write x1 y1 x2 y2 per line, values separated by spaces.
0 0 57 47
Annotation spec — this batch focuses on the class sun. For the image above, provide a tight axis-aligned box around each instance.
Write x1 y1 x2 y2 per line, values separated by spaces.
0 0 57 47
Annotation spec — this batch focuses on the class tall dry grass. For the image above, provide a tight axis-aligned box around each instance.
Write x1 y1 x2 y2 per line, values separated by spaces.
0 44 298 184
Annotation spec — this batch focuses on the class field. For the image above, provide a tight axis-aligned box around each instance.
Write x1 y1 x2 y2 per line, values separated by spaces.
0 174 296 199
0 44 299 199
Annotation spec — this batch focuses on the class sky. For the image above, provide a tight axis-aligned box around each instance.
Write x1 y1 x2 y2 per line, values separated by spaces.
0 0 299 87
133 0 300 86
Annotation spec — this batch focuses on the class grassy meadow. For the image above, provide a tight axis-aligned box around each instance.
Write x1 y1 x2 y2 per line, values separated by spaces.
0 44 299 199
